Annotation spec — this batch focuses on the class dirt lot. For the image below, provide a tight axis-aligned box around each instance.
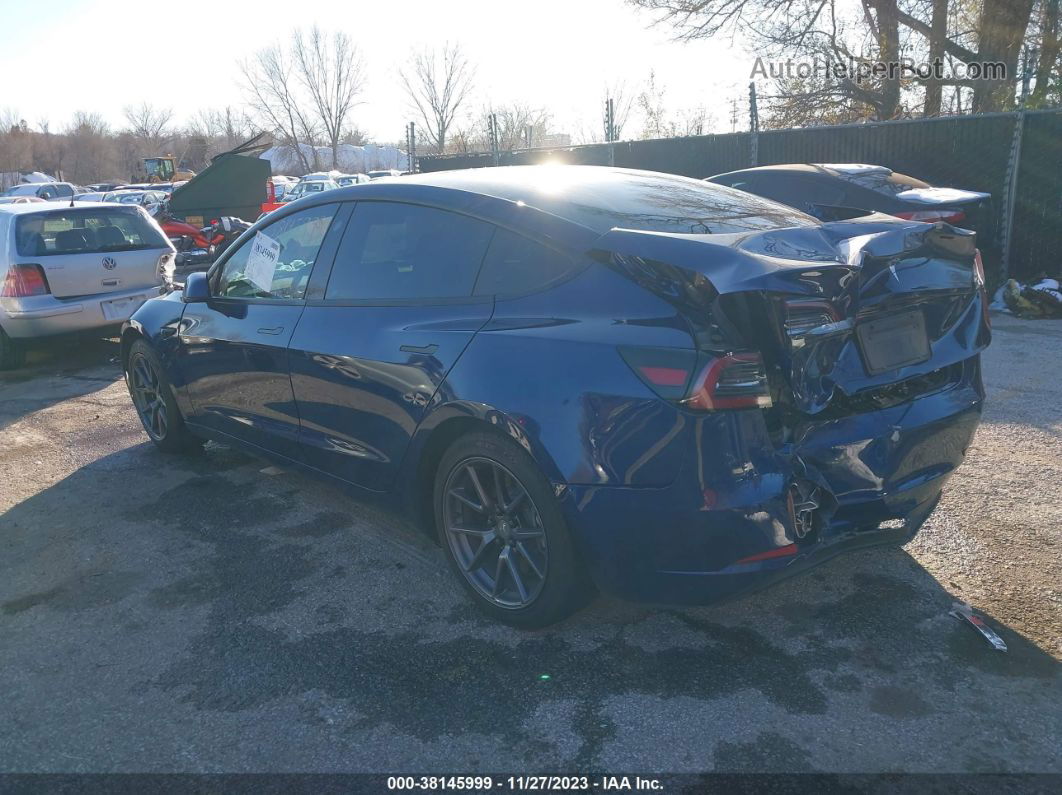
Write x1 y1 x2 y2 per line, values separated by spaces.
1 314 1059 773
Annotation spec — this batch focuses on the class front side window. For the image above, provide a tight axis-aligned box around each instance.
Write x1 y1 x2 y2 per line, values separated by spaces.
216 203 338 300
326 202 493 301
15 207 169 256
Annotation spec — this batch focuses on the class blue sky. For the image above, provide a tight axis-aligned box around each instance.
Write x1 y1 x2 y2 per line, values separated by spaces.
0 0 753 141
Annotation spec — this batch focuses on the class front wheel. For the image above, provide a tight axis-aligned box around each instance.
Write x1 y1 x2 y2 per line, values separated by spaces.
125 339 202 454
434 431 588 628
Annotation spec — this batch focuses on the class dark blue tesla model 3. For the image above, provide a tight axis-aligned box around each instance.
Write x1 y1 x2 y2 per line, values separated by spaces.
123 166 990 626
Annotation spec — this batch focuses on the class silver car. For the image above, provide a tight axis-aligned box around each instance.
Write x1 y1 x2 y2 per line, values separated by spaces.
0 202 173 369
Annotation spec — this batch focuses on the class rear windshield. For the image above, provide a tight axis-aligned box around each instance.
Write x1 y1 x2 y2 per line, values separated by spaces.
15 207 169 257
836 170 931 196
531 172 814 234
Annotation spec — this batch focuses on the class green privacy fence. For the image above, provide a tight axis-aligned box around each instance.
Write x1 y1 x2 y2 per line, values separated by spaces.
419 109 1062 282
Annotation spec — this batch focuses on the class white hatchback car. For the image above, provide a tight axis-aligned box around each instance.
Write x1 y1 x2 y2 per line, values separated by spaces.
0 202 173 368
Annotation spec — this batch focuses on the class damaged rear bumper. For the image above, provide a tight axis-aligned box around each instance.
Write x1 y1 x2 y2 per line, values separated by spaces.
561 356 983 605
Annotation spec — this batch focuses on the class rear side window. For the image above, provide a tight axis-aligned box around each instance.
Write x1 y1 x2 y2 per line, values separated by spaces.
54 184 74 198
728 175 844 209
474 229 576 296
326 202 493 300
15 207 168 256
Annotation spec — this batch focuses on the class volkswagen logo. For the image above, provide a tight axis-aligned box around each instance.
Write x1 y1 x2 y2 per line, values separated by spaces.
102 257 117 270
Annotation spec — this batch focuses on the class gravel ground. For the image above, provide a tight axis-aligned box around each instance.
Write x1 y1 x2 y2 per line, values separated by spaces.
0 314 1059 774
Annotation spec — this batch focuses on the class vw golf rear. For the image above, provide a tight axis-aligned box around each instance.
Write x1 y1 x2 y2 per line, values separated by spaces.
1 202 172 368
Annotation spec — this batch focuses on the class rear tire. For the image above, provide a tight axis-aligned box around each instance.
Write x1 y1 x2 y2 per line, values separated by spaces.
0 327 26 370
434 430 588 628
125 339 202 454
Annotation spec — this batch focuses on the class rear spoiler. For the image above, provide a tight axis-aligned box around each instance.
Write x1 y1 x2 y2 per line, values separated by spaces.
591 219 975 293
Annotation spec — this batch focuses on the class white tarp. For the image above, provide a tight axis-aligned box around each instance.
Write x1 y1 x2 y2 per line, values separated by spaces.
816 163 891 175
895 187 991 205
260 144 409 176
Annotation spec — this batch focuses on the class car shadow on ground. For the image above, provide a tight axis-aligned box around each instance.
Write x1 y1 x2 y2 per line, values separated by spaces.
0 334 123 432
2 438 1058 772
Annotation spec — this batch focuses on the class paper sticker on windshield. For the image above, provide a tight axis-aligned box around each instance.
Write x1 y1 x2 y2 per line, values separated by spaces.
244 231 281 292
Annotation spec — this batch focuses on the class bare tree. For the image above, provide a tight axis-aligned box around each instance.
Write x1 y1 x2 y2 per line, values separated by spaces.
123 102 174 150
293 27 366 169
606 81 637 139
240 43 320 172
487 103 553 150
634 71 711 137
66 112 115 184
1029 0 1061 106
400 44 476 154
624 0 1006 118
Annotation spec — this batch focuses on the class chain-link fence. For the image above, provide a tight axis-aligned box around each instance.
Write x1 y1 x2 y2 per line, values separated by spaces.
420 109 1062 284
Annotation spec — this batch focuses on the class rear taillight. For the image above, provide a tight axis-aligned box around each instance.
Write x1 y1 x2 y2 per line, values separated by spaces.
894 209 966 225
783 299 840 337
2 264 50 297
685 353 773 410
618 347 772 410
618 347 698 401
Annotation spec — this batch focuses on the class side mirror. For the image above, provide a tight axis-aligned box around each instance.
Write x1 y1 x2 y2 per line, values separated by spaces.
182 271 210 303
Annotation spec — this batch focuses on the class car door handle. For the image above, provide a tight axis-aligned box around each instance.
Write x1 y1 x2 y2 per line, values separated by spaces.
257 326 285 335
399 343 438 355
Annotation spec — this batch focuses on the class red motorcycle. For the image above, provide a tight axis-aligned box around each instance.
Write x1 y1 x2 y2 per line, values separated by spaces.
155 211 251 273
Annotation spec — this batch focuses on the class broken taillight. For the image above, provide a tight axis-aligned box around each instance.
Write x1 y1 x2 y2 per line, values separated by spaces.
619 347 772 410
1 264 50 297
894 209 966 225
684 353 772 410
783 298 840 337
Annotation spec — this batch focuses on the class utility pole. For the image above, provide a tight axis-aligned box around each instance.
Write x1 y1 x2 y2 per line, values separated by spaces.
487 113 500 166
748 81 759 166
604 97 616 166
405 122 417 173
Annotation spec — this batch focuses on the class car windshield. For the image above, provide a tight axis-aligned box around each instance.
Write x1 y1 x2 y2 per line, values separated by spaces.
5 184 39 196
15 206 169 256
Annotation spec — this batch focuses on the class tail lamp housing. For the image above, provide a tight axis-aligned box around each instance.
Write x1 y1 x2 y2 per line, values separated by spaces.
2 264 50 297
619 347 772 411
894 208 966 225
783 298 841 337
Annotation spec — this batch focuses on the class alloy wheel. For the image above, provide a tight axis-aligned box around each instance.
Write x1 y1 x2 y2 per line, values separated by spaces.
128 354 168 441
442 457 549 609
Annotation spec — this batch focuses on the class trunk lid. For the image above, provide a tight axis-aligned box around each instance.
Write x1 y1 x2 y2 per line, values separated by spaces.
13 205 172 299
39 248 169 299
593 217 989 416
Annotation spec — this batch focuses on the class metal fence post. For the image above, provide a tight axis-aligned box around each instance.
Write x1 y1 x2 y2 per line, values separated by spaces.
405 122 417 173
999 110 1026 283
605 98 616 167
488 114 500 166
748 82 759 167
